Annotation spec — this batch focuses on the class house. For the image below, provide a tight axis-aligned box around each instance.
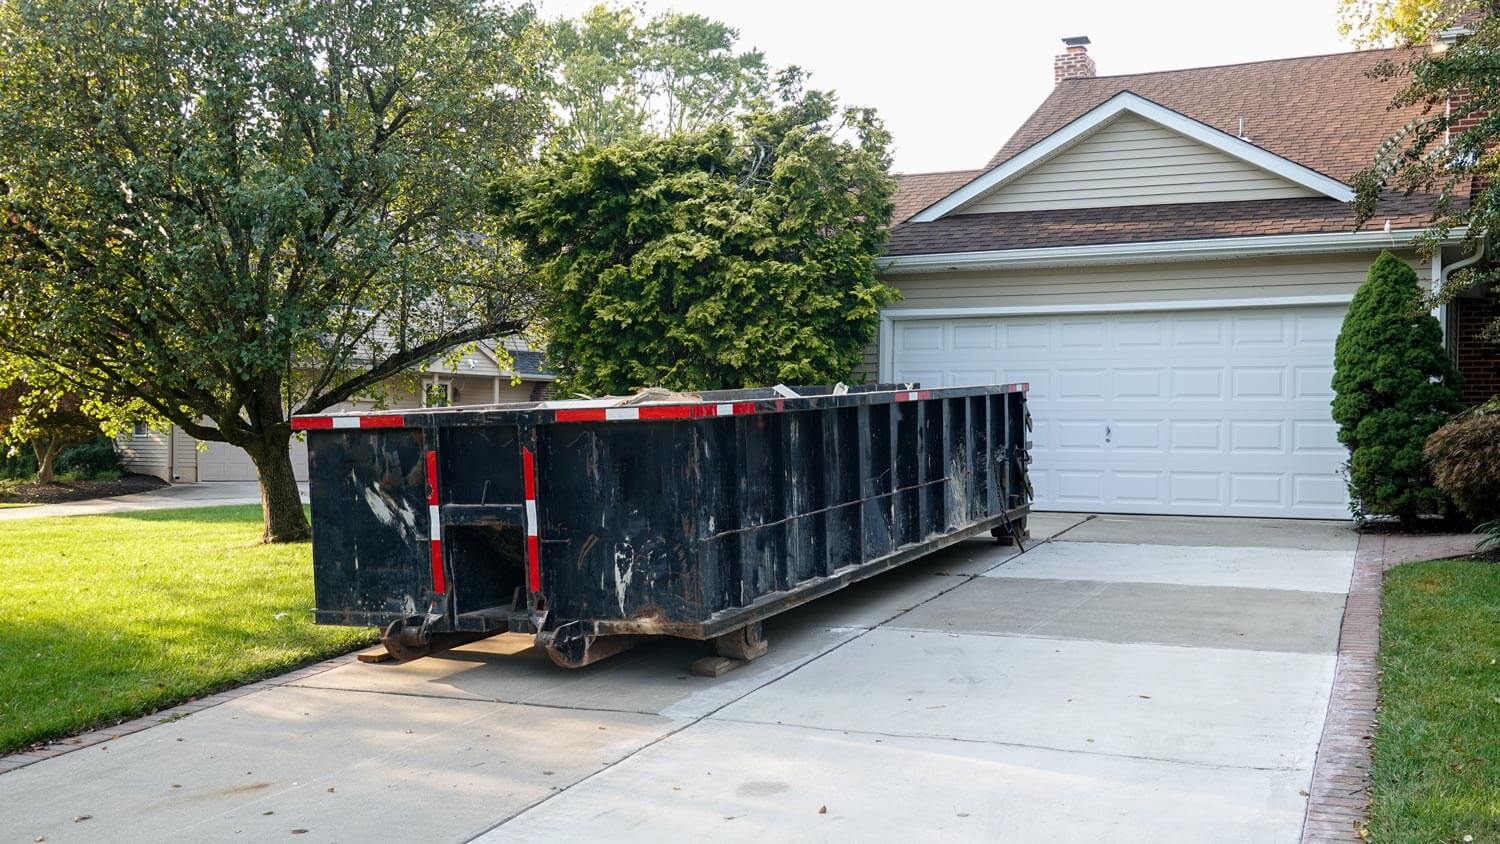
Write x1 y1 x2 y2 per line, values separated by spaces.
875 36 1497 520
117 338 555 483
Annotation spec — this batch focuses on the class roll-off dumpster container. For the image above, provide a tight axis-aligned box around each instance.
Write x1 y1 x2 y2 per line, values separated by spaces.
293 382 1031 667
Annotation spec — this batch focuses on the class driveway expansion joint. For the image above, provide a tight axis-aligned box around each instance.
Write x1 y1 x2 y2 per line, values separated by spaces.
702 715 1311 774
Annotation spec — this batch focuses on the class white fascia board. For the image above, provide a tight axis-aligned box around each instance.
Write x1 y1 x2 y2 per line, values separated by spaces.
881 293 1355 321
910 91 1353 223
879 228 1465 275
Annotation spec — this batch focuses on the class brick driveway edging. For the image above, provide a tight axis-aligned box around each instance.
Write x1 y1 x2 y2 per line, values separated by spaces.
0 648 376 776
1300 531 1484 843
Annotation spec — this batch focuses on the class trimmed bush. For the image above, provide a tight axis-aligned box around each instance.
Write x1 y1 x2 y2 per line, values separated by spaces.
1425 405 1500 522
54 438 122 479
1332 251 1463 527
0 447 38 480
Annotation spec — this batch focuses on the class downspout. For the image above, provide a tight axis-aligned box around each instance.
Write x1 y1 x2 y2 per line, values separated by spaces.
168 425 177 483
1439 237 1487 350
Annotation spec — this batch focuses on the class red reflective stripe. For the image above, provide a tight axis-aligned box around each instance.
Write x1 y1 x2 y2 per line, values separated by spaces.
637 404 719 420
733 402 757 415
525 536 541 592
425 450 439 505
522 447 540 593
426 450 444 592
291 417 332 430
919 391 934 400
430 541 446 593
521 447 537 499
360 414 406 428
554 408 606 423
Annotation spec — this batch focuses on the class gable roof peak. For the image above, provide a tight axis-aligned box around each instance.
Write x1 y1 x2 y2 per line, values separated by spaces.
908 91 1353 223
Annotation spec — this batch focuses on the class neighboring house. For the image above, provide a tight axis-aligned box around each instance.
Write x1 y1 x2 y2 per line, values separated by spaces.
875 36 1498 520
118 338 555 483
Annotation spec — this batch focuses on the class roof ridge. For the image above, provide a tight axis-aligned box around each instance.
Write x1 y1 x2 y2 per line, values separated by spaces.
1070 44 1421 82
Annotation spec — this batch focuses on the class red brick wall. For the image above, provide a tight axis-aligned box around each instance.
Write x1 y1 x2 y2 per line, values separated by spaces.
1054 49 1096 84
1455 291 1500 405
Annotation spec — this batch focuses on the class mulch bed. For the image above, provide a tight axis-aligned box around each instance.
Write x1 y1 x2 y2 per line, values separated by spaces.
0 474 168 504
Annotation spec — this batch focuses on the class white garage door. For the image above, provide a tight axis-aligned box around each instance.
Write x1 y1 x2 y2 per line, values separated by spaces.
889 305 1350 518
197 438 310 482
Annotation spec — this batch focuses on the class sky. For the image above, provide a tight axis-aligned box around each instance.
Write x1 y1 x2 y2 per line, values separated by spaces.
536 0 1355 173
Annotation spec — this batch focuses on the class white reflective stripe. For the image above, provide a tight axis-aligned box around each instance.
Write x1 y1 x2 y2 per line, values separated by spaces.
906 391 919 401
604 407 640 421
331 417 360 429
429 505 441 540
524 500 538 536
716 403 734 416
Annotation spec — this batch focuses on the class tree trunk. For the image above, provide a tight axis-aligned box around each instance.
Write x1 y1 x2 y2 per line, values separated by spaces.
244 435 310 543
32 438 61 484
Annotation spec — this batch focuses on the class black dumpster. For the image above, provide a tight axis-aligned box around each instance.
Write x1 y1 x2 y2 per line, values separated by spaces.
293 383 1031 667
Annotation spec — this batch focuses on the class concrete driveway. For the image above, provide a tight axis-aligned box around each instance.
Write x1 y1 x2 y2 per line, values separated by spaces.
0 481 307 521
0 512 1356 843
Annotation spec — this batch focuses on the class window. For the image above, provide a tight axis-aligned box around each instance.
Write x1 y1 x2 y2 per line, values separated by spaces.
133 422 149 436
423 382 451 408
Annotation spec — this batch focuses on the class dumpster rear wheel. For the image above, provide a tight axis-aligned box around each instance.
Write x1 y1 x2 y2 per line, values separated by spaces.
991 515 1029 547
539 621 640 669
378 616 496 663
713 621 768 661
691 622 768 677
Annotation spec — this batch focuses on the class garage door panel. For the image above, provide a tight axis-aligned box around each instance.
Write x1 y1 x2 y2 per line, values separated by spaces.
1113 369 1164 399
1057 369 1106 399
887 304 1350 518
1231 367 1287 400
197 437 309 483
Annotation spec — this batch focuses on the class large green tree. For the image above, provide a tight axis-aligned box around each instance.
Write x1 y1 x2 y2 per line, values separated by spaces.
1347 2 1500 355
492 77 898 394
1332 252 1463 527
0 0 550 541
547 3 771 152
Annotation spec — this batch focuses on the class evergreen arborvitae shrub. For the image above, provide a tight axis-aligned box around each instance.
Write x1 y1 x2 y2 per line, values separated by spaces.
1331 251 1463 528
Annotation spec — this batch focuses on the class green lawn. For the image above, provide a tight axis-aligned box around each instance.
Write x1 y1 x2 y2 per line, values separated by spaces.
1370 558 1500 843
0 502 36 509
0 506 376 753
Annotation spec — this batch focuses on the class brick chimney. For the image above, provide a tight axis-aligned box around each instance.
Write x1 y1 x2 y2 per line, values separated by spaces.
1054 36 1096 84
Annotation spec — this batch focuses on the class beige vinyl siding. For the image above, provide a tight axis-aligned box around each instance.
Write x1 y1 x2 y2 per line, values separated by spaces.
958 114 1320 214
874 251 1424 378
116 427 171 481
172 427 199 482
853 346 878 383
884 252 1420 312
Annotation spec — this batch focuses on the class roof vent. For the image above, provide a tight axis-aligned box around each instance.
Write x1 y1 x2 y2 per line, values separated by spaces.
1055 36 1096 85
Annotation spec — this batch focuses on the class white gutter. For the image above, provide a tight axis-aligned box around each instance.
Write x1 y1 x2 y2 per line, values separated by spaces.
879 228 1468 274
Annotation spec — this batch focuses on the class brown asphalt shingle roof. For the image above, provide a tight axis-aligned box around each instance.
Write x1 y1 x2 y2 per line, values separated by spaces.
891 46 1451 254
893 169 983 224
985 47 1428 181
886 193 1447 256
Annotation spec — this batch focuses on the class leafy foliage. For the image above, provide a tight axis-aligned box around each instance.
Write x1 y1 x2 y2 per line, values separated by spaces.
0 0 551 540
546 3 771 152
492 79 898 394
1349 5 1500 354
0 357 115 482
1337 0 1476 46
1333 252 1463 526
54 438 123 479
1424 401 1500 520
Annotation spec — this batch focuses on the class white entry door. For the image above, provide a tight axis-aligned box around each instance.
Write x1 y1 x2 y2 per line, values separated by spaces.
888 305 1350 518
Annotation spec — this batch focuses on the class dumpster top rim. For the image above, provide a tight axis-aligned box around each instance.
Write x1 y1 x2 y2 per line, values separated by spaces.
290 382 1029 431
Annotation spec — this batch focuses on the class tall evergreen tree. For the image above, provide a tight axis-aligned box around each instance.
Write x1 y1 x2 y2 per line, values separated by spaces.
1332 252 1463 527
